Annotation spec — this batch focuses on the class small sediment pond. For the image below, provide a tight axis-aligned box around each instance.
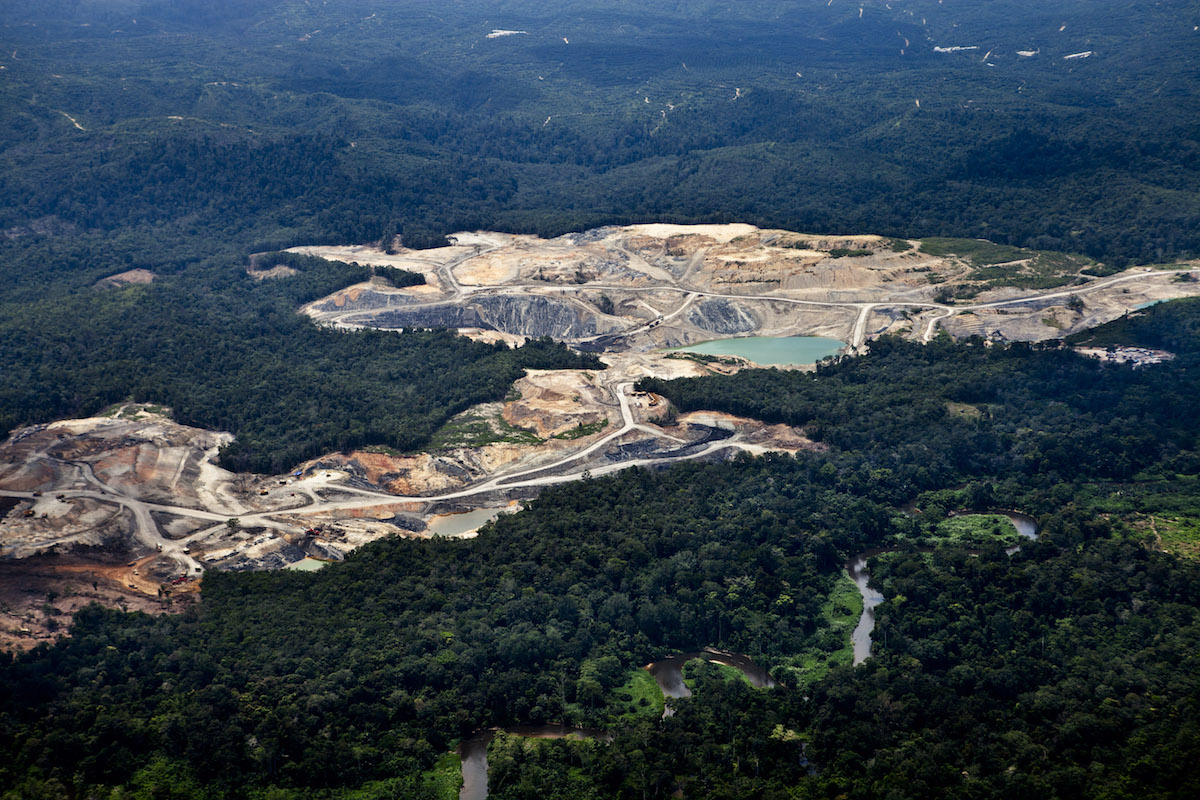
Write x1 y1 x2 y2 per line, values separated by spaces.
670 336 845 366
426 506 514 538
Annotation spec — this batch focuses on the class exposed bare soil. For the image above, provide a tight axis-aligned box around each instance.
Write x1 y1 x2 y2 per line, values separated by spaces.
0 552 195 651
247 265 298 280
95 268 155 289
297 225 1200 352
502 370 611 438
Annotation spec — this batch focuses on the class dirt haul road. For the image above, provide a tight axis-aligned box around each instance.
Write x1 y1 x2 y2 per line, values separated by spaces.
0 372 812 606
0 387 789 653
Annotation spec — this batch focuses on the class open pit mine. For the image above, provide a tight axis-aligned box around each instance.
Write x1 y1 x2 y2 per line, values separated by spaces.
2 223 1198 647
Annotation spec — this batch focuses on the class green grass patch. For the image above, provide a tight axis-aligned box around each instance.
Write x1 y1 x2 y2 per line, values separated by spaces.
422 751 463 800
711 661 755 687
933 514 1022 546
946 401 982 419
611 667 665 720
681 658 755 690
972 253 1090 290
920 237 1031 265
428 414 500 449
428 412 542 450
109 403 170 420
774 574 861 687
823 572 864 629
1084 473 1200 558
1154 515 1200 560
776 647 855 689
922 238 1093 292
494 416 545 445
552 419 608 440
718 662 753 685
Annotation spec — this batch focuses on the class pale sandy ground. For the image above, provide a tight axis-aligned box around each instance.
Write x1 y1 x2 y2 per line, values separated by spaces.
247 265 298 280
95 268 155 288
625 223 761 242
297 228 1200 357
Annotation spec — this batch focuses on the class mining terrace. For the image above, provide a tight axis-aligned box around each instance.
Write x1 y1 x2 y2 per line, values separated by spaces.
2 223 1197 648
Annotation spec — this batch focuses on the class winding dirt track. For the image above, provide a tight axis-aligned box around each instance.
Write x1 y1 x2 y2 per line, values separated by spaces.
0 383 758 578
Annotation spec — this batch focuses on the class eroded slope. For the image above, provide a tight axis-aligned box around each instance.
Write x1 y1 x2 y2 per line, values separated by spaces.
299 224 1200 351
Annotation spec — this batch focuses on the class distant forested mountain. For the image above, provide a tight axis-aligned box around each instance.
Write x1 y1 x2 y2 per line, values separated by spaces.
1 0 1197 262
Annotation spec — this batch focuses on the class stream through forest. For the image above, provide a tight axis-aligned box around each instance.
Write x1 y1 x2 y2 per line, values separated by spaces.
456 512 1038 796
848 512 1039 665
644 649 776 711
458 650 773 798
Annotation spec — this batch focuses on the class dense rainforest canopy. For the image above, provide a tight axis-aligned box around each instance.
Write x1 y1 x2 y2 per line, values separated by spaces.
2 0 1198 262
4 304 1200 798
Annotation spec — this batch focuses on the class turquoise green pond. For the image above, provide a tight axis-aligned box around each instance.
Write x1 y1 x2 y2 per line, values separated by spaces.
670 336 845 365
285 558 328 572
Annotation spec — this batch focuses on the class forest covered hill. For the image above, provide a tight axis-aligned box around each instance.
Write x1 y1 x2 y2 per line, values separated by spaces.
2 0 1197 261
